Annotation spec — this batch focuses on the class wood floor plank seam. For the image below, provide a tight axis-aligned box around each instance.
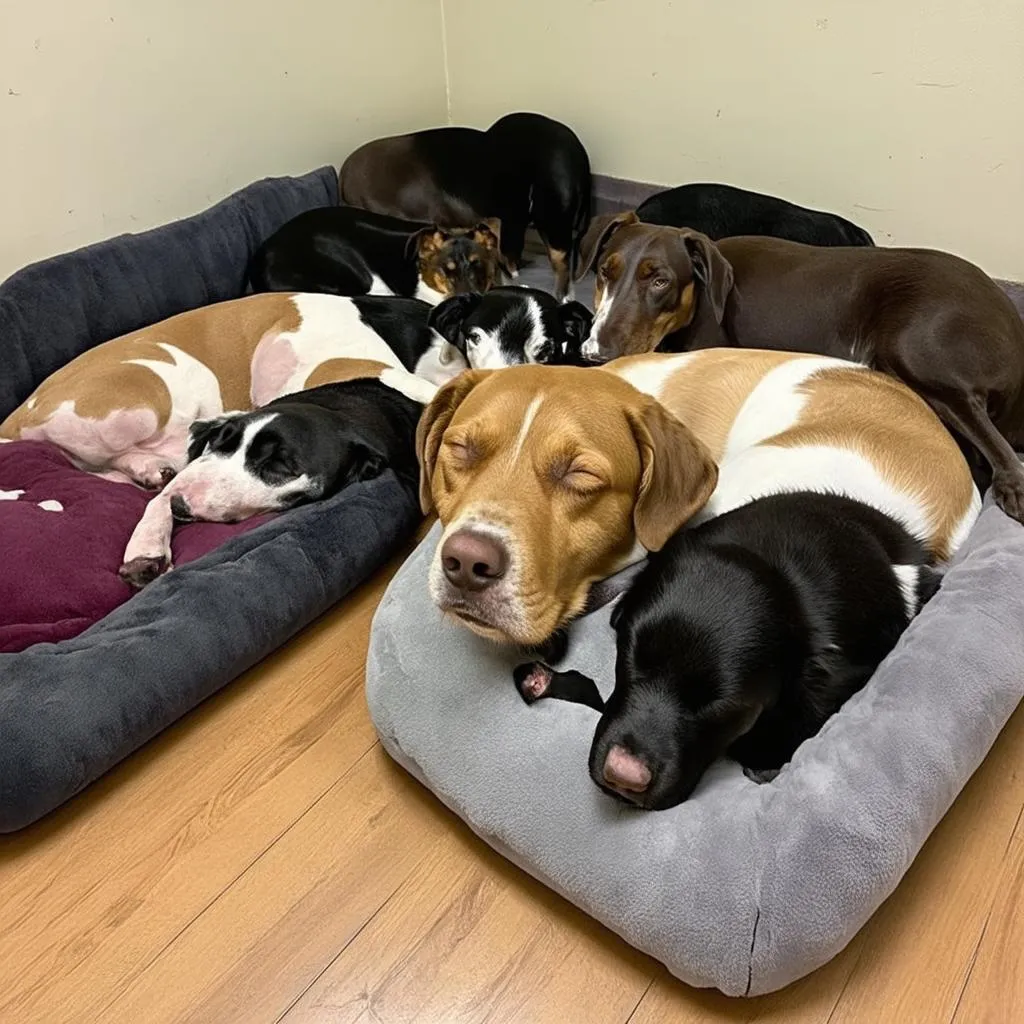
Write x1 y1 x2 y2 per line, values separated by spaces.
622 978 658 1024
274 856 415 1024
94 741 383 1022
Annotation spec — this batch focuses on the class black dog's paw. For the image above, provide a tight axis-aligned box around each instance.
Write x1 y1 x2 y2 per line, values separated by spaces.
513 662 554 705
743 766 781 785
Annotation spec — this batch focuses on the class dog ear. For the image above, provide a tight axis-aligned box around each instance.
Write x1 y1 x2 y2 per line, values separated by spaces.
415 369 491 514
681 230 734 324
344 441 388 485
408 225 450 261
556 300 594 365
627 396 718 551
472 218 502 250
427 293 483 351
186 414 241 462
576 210 639 281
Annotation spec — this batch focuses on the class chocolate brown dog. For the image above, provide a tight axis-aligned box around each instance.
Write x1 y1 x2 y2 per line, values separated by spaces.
576 211 1024 521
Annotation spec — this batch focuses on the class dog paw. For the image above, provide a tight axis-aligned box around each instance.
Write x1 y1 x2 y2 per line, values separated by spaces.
992 469 1024 524
513 662 553 705
119 555 171 589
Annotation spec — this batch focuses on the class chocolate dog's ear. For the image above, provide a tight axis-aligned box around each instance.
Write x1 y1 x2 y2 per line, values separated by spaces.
681 230 734 324
428 293 483 352
556 300 594 365
576 210 639 281
472 218 502 250
415 369 491 514
627 396 718 551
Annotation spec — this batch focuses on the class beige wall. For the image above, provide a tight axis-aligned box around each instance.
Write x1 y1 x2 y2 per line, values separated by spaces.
443 0 1024 280
0 0 447 280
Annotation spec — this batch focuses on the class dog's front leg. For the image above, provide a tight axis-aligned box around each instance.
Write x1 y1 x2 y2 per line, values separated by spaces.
119 492 175 589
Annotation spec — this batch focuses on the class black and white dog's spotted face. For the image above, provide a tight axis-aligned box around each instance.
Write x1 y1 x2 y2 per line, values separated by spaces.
172 406 387 523
427 287 593 369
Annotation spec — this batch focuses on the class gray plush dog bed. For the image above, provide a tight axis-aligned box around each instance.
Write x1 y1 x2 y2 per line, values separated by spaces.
366 498 1024 995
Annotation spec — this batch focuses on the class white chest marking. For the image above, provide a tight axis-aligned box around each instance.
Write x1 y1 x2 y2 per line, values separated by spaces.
367 274 395 297
511 396 545 463
414 279 448 306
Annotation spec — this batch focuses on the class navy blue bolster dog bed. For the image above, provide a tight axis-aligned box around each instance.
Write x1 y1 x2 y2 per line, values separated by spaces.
0 167 421 832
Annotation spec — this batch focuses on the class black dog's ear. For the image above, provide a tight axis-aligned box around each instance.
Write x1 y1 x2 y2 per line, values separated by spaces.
576 210 639 280
556 300 594 364
332 440 390 493
427 292 483 350
681 230 734 325
186 415 238 462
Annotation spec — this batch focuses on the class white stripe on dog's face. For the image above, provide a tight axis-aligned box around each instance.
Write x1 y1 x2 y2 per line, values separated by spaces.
522 296 548 364
166 414 314 522
464 327 511 369
581 285 615 361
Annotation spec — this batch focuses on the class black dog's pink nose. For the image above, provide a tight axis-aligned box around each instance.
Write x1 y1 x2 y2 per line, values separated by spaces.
441 529 508 592
603 744 653 793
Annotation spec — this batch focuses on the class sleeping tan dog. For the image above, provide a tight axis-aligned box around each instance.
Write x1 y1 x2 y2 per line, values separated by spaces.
417 349 981 649
1 291 463 583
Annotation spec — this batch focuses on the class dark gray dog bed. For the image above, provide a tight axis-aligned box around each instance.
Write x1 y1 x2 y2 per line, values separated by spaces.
0 168 420 832
368 497 1024 995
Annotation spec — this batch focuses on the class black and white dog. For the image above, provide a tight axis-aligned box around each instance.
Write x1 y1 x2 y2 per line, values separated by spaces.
247 206 506 305
636 182 874 247
173 377 422 522
428 287 593 368
119 377 424 590
514 492 940 810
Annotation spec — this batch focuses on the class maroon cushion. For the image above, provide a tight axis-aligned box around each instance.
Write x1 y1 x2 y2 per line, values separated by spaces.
0 440 274 652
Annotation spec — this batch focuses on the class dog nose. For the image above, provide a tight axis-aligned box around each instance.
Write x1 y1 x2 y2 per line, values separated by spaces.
603 744 652 793
170 495 193 521
441 529 508 592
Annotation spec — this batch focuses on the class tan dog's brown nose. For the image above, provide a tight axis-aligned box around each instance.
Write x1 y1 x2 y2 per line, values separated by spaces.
441 529 508 592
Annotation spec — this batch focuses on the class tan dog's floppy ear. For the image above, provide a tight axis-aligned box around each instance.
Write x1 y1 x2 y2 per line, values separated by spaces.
408 225 450 261
681 230 734 324
576 210 639 281
415 369 490 514
473 218 502 249
627 396 718 550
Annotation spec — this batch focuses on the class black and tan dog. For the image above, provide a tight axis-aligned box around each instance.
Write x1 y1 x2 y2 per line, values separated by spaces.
576 212 1024 520
248 206 505 305
339 113 591 302
514 491 940 810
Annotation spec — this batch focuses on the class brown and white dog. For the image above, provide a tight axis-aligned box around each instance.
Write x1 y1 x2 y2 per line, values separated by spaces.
1 291 466 581
417 350 980 650
574 212 1024 522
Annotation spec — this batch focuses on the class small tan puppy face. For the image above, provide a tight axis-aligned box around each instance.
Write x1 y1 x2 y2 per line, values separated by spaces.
417 365 718 647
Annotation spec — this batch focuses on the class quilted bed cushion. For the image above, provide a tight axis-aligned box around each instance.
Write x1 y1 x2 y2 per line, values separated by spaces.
0 440 272 652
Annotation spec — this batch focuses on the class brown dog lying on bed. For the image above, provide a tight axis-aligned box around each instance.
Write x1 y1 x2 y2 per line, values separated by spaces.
417 353 979 653
575 213 1024 522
